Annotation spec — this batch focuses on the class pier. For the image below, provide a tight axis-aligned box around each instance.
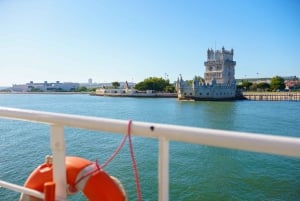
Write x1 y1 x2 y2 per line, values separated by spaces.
243 92 300 101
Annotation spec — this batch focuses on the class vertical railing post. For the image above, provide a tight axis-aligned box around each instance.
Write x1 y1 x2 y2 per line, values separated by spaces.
50 124 67 201
158 137 169 201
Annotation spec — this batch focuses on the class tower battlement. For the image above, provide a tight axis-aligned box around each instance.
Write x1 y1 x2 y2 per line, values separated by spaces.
207 47 234 61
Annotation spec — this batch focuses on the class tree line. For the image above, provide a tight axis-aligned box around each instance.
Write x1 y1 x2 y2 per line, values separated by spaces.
27 75 298 93
81 75 297 93
134 77 175 92
238 76 298 92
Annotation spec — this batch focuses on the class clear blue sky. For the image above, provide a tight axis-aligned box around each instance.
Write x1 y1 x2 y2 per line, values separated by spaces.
1 0 299 86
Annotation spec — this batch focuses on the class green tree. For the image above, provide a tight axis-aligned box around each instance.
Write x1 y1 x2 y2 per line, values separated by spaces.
241 80 252 91
270 76 285 91
193 75 205 83
135 77 174 92
164 85 176 93
249 83 257 91
77 86 87 92
88 88 97 92
237 84 244 90
187 75 205 85
112 81 120 89
257 82 270 91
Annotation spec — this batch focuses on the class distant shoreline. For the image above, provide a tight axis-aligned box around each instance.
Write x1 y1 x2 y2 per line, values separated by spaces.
0 91 90 94
1 91 300 101
90 92 177 98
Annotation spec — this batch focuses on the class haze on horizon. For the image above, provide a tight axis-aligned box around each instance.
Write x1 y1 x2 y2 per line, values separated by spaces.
0 0 299 86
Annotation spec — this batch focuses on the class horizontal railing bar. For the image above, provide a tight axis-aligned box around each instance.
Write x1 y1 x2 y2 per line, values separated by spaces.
0 106 128 133
0 107 300 158
0 180 44 199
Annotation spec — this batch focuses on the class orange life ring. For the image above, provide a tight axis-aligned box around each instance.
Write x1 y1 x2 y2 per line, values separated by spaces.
20 156 126 201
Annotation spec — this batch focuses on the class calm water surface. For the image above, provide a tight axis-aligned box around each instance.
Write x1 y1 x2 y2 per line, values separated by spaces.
0 94 300 201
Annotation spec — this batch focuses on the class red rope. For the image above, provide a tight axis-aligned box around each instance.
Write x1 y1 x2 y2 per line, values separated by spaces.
100 134 128 169
99 120 142 201
127 120 142 201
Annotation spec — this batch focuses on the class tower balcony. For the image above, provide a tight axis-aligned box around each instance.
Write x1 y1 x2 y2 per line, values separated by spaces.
204 60 236 66
204 61 223 66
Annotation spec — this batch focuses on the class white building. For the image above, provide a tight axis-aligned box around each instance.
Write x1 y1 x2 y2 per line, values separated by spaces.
11 81 80 92
176 47 237 100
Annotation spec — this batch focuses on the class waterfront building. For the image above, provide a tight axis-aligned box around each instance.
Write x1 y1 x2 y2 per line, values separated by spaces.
176 47 237 100
11 81 80 92
95 81 138 95
88 78 93 86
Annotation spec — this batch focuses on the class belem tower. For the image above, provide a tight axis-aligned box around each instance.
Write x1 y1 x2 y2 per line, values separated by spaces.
176 47 237 100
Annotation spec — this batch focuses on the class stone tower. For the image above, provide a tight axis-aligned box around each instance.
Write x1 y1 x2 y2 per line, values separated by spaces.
204 47 236 85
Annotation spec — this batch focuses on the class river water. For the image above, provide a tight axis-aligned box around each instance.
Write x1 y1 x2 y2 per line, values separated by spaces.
0 94 299 201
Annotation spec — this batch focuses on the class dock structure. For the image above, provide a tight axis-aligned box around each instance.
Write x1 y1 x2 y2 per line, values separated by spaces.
243 92 300 101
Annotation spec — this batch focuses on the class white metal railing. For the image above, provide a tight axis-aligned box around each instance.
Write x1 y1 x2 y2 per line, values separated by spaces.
0 106 300 201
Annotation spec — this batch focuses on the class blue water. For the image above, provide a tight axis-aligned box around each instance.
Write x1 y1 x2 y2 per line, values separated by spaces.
0 94 300 201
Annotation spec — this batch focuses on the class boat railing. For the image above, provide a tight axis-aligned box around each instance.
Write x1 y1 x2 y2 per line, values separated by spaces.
0 106 300 201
